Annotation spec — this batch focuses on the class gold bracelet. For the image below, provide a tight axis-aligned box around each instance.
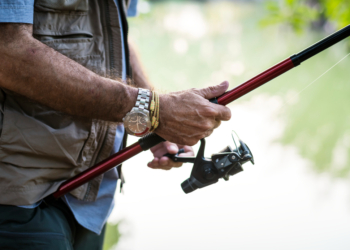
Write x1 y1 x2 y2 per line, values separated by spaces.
153 92 160 131
150 91 155 118
150 91 156 132
150 91 160 132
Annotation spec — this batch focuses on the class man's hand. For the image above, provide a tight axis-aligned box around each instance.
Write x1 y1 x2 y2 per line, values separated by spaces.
148 142 194 170
0 23 230 147
156 81 231 146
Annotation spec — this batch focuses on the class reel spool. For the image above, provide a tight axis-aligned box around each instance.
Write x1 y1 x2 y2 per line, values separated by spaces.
166 131 254 193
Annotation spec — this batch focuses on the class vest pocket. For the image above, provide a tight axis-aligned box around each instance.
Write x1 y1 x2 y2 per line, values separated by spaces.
0 94 91 169
35 34 94 58
34 33 103 73
71 55 103 75
35 0 89 12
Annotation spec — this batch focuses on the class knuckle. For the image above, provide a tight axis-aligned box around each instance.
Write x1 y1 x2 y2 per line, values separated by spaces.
196 87 209 97
202 130 212 138
215 120 221 128
202 106 218 117
201 121 213 131
224 108 232 120
190 87 200 94
207 86 216 93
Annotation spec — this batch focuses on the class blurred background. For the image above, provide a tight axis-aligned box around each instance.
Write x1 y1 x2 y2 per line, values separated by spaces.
104 0 350 249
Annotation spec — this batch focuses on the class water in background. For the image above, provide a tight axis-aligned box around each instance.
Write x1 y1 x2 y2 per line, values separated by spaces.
106 1 350 250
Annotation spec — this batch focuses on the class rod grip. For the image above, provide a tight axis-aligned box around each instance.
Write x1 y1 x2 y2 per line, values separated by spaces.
209 97 218 104
139 133 165 151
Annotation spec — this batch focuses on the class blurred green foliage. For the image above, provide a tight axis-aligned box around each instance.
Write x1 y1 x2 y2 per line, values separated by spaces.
261 0 350 177
262 0 350 32
261 0 318 33
103 223 121 250
323 0 350 28
129 1 350 178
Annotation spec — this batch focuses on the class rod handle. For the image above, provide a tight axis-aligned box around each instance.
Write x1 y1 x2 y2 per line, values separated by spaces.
139 133 165 151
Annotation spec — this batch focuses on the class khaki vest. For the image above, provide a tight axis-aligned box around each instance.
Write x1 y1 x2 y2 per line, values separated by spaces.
0 0 130 205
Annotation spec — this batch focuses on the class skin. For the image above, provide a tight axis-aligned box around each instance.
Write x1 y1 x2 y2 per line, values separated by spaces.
148 142 193 170
0 23 232 170
0 24 138 121
129 40 195 169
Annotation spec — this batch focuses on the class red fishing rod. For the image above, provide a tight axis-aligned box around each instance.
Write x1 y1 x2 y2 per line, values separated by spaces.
53 24 350 199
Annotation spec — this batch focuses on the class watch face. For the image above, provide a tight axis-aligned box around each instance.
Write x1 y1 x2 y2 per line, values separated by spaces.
125 112 149 134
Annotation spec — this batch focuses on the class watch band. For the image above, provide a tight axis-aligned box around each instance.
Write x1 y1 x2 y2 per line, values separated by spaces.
133 88 151 112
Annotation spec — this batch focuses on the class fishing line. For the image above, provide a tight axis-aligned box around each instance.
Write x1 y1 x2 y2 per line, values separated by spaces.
286 52 350 104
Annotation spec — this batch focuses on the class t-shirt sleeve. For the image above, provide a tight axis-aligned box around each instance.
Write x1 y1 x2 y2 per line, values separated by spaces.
127 0 138 17
0 0 34 24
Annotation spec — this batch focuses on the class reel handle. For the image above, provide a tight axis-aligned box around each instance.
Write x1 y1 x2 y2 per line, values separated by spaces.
163 148 196 163
163 148 185 160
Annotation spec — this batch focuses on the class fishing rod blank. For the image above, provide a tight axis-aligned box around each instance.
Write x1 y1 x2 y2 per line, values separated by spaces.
217 24 350 105
53 24 350 199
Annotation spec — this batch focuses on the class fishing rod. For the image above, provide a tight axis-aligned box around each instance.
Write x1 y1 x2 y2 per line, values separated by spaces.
53 24 350 199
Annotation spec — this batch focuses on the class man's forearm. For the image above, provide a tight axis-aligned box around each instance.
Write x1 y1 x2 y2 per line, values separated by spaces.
0 24 232 147
0 24 138 122
128 41 153 90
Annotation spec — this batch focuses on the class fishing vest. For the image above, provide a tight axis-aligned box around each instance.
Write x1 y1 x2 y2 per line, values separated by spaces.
0 0 131 205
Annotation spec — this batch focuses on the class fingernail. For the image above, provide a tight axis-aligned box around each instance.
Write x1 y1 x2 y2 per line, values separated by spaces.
169 145 177 152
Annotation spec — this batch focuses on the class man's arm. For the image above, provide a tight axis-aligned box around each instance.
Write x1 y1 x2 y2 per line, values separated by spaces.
0 24 138 122
0 23 231 146
128 41 153 90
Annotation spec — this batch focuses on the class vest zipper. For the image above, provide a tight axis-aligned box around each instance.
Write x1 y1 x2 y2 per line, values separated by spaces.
83 0 129 201
84 0 123 201
104 0 115 70
117 0 131 77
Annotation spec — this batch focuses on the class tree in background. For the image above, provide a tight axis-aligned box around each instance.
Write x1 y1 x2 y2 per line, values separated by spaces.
262 0 350 33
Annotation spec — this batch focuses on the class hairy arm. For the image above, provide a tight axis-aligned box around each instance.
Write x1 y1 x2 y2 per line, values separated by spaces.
128 40 153 90
0 24 231 146
0 24 138 122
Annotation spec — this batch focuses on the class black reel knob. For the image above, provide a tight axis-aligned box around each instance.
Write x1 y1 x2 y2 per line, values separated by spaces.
181 178 198 194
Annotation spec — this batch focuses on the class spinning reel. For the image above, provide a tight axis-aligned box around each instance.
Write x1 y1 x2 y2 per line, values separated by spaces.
166 132 254 193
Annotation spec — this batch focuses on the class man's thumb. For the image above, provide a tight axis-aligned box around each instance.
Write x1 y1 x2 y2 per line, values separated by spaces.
198 81 229 99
